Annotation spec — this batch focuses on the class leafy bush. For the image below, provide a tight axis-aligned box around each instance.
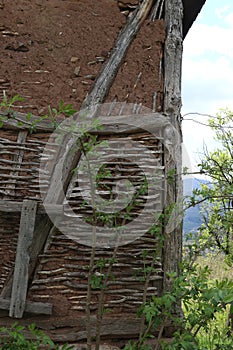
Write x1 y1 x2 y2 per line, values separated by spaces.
123 259 233 350
0 323 73 350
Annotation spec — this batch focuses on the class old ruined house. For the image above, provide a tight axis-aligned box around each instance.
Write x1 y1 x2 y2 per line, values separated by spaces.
0 0 206 346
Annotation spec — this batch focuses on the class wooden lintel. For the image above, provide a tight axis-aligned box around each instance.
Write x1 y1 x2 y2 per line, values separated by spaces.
0 298 52 315
86 113 169 135
9 200 38 318
1 110 169 134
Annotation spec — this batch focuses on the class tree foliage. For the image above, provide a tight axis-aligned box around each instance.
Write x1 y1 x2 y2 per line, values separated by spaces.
189 109 233 261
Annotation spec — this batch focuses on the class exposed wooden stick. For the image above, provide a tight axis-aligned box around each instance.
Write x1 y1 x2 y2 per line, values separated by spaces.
3 131 28 198
150 0 164 20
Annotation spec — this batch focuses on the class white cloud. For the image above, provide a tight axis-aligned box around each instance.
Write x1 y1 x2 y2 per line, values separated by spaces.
184 22 233 59
181 16 233 168
182 112 220 174
182 55 233 115
182 17 233 115
215 5 230 19
224 11 233 27
181 52 233 167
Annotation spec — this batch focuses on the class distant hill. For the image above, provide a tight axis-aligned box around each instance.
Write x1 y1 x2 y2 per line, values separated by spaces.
183 178 209 234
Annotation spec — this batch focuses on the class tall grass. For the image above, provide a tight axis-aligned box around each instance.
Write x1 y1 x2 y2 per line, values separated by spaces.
191 254 233 349
197 254 233 281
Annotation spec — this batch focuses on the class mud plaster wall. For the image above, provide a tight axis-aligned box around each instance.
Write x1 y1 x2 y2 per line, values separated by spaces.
0 0 165 114
106 19 166 110
0 0 125 114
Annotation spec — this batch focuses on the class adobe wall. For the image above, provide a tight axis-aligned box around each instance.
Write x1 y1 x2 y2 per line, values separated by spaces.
0 0 165 113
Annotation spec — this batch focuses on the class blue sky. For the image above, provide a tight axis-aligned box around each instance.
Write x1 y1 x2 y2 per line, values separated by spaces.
182 0 233 173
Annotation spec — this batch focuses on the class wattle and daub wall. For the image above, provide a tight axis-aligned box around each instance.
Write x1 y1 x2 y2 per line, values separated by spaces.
0 0 182 343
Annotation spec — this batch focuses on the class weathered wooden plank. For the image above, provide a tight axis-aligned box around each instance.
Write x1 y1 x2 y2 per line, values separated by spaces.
164 0 183 120
0 315 174 339
0 215 56 304
0 298 52 315
1 111 169 135
0 111 59 132
0 200 63 214
51 317 143 342
9 199 37 318
0 200 23 213
88 113 169 134
23 301 52 315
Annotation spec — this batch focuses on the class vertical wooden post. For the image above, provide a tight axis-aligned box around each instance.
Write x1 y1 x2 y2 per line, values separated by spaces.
161 0 184 336
163 0 183 290
9 199 37 318
164 0 183 119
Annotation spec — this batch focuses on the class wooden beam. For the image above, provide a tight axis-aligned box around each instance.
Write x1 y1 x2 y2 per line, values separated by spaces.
0 212 56 309
9 200 37 318
0 111 170 135
0 111 59 132
0 298 52 315
163 0 183 295
28 215 55 279
88 113 169 135
164 0 183 121
0 200 63 214
51 319 142 342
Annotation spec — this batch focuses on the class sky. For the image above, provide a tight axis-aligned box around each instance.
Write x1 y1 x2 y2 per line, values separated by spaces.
182 0 233 174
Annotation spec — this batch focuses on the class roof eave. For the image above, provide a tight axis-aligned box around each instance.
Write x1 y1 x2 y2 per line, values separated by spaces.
183 0 206 38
